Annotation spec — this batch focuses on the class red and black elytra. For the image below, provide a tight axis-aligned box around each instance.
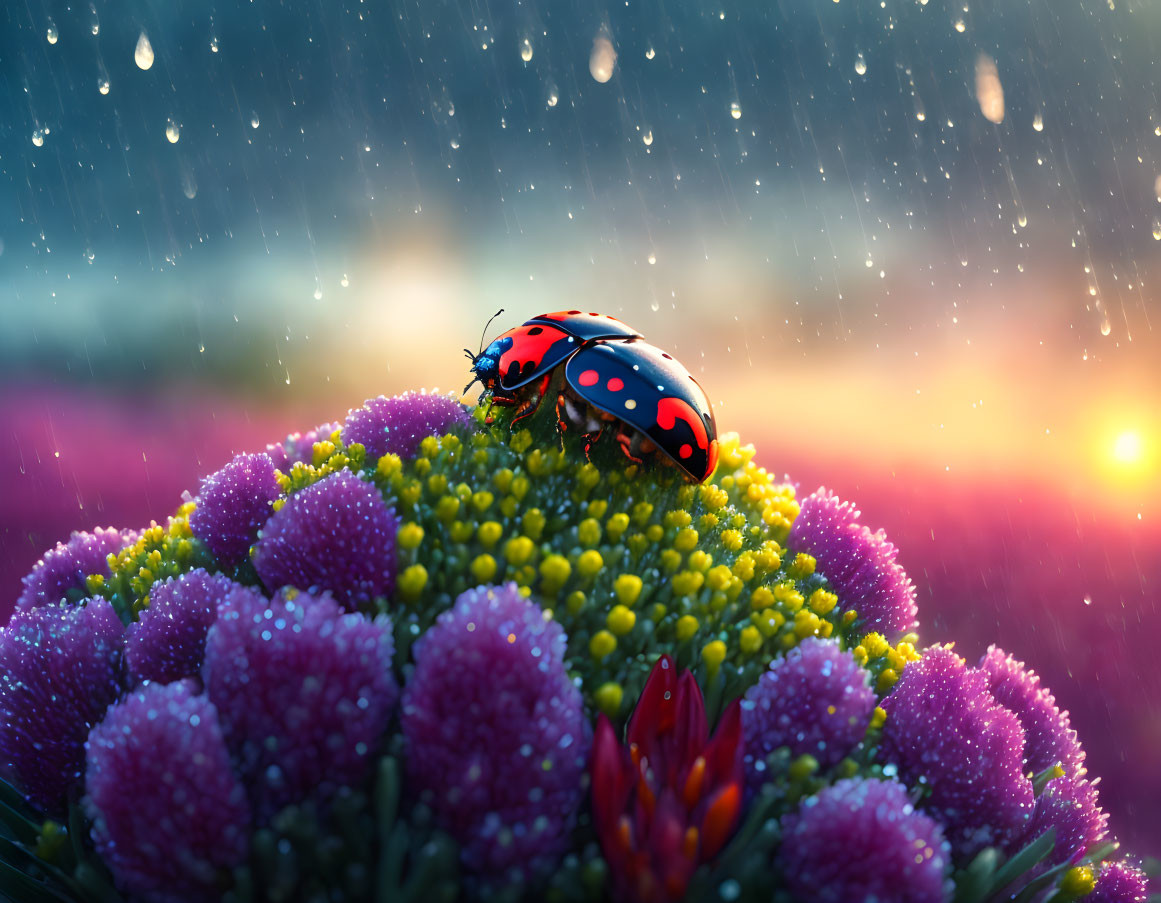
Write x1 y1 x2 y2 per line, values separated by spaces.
465 310 719 483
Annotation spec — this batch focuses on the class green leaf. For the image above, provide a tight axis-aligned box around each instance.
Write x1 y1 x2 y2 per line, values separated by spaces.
0 855 73 903
953 846 999 903
988 828 1056 896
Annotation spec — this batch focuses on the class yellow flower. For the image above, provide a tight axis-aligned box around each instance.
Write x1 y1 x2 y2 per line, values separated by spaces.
594 682 623 717
470 554 497 583
576 550 604 579
739 625 762 654
397 523 424 550
702 640 727 675
676 615 699 641
590 630 617 659
613 574 643 607
607 605 636 636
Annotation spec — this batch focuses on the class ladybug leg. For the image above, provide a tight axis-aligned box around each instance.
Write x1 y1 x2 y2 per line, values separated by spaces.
616 430 646 465
581 424 605 461
554 393 570 449
511 374 551 428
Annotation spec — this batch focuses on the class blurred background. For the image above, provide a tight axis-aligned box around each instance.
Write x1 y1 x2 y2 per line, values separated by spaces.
2 0 1159 860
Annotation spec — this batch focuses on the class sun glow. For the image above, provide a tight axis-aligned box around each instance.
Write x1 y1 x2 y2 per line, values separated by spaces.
1112 431 1144 465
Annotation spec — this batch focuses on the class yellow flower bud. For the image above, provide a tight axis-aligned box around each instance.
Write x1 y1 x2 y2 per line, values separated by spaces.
504 536 535 566
613 574 643 607
809 589 838 615
676 615 699 641
539 554 571 589
594 682 624 717
398 564 428 599
707 564 733 592
702 640 727 675
750 586 775 610
606 513 630 541
576 550 604 579
671 571 704 597
478 521 503 548
607 605 636 636
590 630 617 659
674 528 699 552
578 518 602 548
522 508 546 541
435 495 460 523
397 523 424 550
566 591 586 615
739 625 762 654
470 554 497 583
1059 866 1095 897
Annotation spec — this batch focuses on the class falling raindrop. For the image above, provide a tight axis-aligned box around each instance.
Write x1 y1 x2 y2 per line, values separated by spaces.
181 169 197 199
46 21 58 44
975 54 1005 123
166 119 181 143
645 47 656 60
1153 175 1161 200
31 130 45 147
90 5 99 35
135 33 155 70
1152 217 1161 241
84 247 95 263
1018 213 1028 228
313 285 323 301
250 112 260 129
1100 317 1112 336
1033 113 1044 131
647 253 657 265
650 299 660 312
730 101 742 120
642 129 653 146
520 38 533 62
340 274 350 288
98 77 110 95
954 18 966 32
854 53 867 76
450 139 460 149
210 36 219 53
546 86 559 108
589 35 617 83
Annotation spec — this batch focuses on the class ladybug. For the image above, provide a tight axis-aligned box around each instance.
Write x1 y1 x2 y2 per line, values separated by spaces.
465 310 719 483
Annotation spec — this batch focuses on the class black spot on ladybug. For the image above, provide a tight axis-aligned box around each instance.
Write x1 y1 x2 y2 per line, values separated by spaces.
527 326 544 335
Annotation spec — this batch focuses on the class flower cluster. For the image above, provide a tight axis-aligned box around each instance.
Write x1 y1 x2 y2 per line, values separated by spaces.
0 388 1148 903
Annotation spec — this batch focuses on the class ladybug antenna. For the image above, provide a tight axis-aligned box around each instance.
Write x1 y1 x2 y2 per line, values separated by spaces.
477 308 505 355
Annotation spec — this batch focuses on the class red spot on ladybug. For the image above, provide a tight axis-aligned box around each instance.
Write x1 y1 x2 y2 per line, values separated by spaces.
578 369 600 387
656 397 709 452
679 444 692 459
607 377 624 392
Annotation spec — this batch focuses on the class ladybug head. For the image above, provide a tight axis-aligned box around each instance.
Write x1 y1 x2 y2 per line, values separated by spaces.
463 308 511 395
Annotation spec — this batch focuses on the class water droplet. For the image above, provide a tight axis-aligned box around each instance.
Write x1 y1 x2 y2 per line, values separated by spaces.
954 18 966 32
645 46 656 60
46 21 58 44
1100 318 1111 336
313 285 323 301
854 53 866 75
729 101 742 120
135 33 155 70
450 139 460 149
546 87 559 108
340 274 350 288
98 77 110 95
31 130 44 147
1083 595 1092 606
250 112 260 129
181 169 197 199
1032 112 1044 132
916 109 926 122
210 36 219 53
1153 175 1161 201
647 253 657 265
84 247 95 263
165 119 181 144
520 38 533 62
642 129 653 146
1152 217 1161 241
589 35 616 83
650 299 660 312
975 54 1005 124
90 5 100 35
1017 213 1028 228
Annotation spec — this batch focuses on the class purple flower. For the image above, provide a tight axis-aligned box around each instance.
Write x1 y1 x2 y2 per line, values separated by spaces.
342 392 472 461
0 599 123 815
189 453 281 568
124 569 264 686
264 422 341 471
202 587 397 820
741 638 875 786
400 584 590 883
788 489 918 637
778 777 953 903
252 469 397 607
16 527 135 612
978 646 1085 777
879 646 1034 859
85 680 250 903
1025 775 1107 866
1089 860 1150 903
